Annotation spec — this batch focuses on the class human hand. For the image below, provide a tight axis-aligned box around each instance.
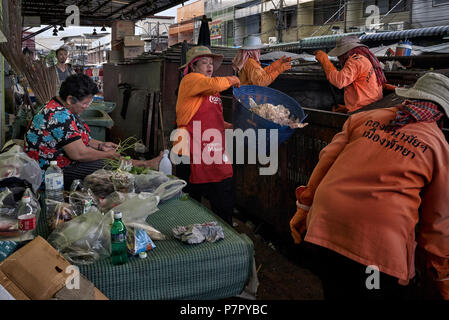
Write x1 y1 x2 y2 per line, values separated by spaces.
224 121 233 129
279 56 292 64
100 142 119 151
314 50 329 64
289 186 310 244
228 76 240 88
144 151 164 169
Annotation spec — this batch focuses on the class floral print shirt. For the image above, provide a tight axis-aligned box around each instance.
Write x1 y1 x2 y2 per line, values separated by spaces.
25 98 92 170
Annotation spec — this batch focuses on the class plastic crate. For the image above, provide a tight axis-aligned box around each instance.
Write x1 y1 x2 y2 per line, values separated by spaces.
232 85 307 151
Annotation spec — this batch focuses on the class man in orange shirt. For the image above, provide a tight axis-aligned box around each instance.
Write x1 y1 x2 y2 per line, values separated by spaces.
315 35 385 113
290 72 449 299
232 35 291 86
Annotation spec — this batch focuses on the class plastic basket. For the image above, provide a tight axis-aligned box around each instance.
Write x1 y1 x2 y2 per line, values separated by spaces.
232 85 307 150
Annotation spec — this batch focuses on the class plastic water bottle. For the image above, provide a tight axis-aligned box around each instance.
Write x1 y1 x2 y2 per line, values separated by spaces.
158 150 172 175
111 211 128 265
17 195 36 241
45 161 64 203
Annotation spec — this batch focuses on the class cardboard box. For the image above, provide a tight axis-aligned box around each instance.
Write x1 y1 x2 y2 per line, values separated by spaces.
124 35 145 47
0 236 108 300
112 20 135 41
123 46 145 59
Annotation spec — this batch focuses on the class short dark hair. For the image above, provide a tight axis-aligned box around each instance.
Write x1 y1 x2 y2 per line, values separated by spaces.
55 47 68 55
59 73 98 101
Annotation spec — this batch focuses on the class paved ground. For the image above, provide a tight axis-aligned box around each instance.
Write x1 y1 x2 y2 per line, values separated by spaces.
232 217 324 300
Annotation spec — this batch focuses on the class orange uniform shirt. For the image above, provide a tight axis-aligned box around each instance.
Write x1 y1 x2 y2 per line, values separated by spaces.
303 107 449 292
238 58 281 86
326 54 383 112
174 72 234 156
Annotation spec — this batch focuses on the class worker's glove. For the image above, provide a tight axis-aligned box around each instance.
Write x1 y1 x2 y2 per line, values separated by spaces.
315 50 336 76
332 104 349 113
289 186 310 245
383 83 397 91
279 57 292 73
227 76 240 88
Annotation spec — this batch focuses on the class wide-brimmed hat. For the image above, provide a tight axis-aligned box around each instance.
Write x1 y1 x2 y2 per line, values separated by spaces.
328 35 367 57
240 35 268 50
179 46 223 71
395 72 449 118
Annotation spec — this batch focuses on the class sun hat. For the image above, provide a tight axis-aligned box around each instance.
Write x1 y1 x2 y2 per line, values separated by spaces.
328 35 368 57
240 35 268 50
179 46 223 71
395 72 449 117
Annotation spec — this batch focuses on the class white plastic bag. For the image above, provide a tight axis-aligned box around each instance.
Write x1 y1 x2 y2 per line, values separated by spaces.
0 144 42 193
47 207 113 265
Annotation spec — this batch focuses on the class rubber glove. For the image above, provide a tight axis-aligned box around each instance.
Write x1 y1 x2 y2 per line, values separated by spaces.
289 186 310 245
315 50 336 76
332 104 349 113
383 83 397 91
279 57 292 73
227 76 240 88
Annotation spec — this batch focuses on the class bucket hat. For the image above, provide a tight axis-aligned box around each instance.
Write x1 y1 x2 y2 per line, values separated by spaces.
179 46 223 71
395 72 449 118
240 35 268 50
328 35 367 57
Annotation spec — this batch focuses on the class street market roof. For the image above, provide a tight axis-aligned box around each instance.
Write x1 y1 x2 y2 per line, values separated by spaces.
21 0 184 27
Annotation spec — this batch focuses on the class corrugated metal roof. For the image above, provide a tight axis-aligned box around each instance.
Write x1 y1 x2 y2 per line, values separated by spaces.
360 26 449 42
299 32 365 49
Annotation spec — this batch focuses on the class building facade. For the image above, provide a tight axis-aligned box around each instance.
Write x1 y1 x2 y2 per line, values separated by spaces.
168 0 204 46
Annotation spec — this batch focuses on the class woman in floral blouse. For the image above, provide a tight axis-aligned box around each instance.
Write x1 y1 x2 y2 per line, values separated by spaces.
25 74 161 189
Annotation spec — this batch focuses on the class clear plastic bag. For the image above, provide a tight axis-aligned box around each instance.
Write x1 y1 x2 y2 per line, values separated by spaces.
83 169 115 198
134 171 186 201
47 201 76 232
47 207 113 265
111 171 135 193
69 180 99 216
111 193 160 226
134 171 169 193
0 144 42 193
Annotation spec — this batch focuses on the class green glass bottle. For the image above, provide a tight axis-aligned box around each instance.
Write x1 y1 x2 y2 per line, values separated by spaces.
111 211 128 265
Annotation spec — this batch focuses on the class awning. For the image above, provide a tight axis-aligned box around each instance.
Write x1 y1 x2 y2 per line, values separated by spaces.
360 26 449 42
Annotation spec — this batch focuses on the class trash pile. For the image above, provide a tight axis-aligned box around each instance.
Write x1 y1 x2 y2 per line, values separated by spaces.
249 97 308 129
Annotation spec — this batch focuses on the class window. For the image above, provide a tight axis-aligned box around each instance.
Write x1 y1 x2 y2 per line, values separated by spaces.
314 0 344 26
433 0 449 6
285 6 298 28
363 0 409 16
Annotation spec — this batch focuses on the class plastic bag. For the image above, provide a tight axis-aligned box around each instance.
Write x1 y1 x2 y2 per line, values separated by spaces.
126 227 156 255
0 143 42 194
134 171 169 193
111 193 160 226
134 171 186 201
83 169 115 198
47 207 113 265
0 187 17 217
111 171 135 193
153 179 187 202
172 222 224 244
0 187 40 241
69 179 99 216
47 201 76 232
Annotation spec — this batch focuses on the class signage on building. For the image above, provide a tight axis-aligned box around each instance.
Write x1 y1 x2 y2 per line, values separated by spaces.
210 20 223 40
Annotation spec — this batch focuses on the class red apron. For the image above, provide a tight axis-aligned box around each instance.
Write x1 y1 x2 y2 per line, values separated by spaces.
187 94 233 184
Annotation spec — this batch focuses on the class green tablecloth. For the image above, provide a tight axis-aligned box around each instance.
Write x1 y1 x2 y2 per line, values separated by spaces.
39 197 255 300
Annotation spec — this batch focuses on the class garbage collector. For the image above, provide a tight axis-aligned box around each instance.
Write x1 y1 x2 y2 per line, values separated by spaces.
174 46 240 225
289 72 449 299
232 35 292 86
314 35 386 113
